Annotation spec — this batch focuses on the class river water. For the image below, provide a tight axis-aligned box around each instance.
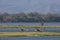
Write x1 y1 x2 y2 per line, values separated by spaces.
0 22 60 26
0 22 60 40
0 36 60 40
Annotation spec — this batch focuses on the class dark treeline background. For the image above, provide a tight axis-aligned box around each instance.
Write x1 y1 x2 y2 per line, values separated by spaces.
0 12 60 22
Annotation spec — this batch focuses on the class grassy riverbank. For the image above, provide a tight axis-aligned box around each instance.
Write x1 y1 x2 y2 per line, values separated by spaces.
0 32 60 37
0 25 60 28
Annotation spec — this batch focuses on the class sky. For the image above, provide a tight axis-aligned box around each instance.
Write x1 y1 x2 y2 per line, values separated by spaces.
0 0 60 14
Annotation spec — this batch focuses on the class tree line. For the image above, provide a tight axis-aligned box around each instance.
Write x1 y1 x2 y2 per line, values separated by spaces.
0 12 60 22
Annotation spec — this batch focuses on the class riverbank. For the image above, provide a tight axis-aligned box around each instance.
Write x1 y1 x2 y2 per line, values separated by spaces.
0 32 60 37
0 25 60 28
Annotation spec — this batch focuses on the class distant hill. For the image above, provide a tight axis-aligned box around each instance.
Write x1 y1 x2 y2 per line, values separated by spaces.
0 0 60 14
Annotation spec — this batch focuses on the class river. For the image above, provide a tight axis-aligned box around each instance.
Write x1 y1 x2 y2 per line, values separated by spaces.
0 22 60 40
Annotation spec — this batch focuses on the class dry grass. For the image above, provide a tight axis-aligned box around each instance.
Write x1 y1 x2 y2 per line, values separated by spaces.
0 32 60 37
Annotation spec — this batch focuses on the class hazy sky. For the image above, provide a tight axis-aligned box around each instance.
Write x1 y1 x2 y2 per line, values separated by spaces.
0 0 60 14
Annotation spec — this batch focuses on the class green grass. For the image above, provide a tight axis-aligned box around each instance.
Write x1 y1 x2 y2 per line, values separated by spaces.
0 25 60 28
